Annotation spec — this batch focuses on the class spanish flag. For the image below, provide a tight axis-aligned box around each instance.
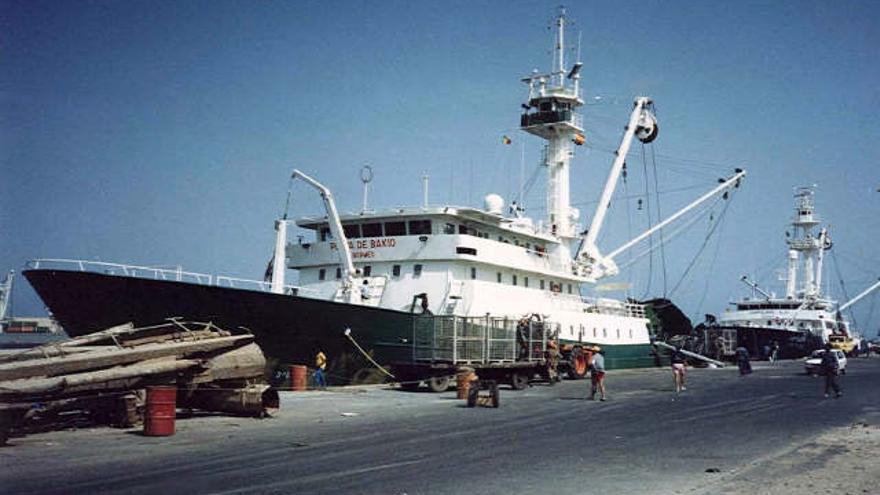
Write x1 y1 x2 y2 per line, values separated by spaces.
502 135 512 145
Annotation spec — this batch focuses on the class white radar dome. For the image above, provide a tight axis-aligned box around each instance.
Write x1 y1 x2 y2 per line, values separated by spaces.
484 194 504 215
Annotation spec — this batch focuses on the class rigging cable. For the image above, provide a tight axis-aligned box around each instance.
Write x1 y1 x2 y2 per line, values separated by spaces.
669 188 737 296
616 191 718 272
691 197 730 318
282 175 295 220
622 161 635 286
640 145 654 299
649 141 668 297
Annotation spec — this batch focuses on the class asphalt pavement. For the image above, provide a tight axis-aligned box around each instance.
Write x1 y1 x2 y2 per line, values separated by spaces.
3 358 879 495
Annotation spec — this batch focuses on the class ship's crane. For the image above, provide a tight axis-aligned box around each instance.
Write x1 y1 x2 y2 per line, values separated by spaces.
740 276 772 301
270 170 359 303
573 97 746 282
838 278 880 313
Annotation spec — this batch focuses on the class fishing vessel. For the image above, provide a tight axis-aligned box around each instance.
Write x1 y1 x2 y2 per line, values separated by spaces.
713 186 880 358
24 9 745 381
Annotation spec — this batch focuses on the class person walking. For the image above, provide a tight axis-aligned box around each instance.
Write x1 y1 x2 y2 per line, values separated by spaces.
545 339 560 384
735 346 752 375
820 344 842 398
671 346 687 393
589 346 607 401
313 350 327 389
770 341 780 363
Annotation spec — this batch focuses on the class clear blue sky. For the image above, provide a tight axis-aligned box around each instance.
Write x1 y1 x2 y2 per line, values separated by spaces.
2 1 879 334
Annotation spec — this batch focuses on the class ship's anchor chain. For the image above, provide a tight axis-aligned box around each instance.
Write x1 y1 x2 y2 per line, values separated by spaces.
343 328 396 378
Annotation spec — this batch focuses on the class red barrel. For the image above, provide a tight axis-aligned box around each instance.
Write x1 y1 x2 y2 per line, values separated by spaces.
290 365 308 391
144 386 177 436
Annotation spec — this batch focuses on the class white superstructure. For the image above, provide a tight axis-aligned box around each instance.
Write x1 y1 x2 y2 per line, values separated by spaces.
275 8 745 350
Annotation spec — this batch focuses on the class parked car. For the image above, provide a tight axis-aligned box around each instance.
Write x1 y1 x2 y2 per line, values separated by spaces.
804 349 847 376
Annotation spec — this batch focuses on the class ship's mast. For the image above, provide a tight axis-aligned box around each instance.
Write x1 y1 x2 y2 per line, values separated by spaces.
520 7 584 249
786 186 829 299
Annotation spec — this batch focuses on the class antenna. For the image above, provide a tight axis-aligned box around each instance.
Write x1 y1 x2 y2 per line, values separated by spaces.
360 164 373 213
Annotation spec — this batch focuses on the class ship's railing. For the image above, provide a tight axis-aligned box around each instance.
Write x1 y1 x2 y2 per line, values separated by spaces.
581 295 647 319
26 258 316 296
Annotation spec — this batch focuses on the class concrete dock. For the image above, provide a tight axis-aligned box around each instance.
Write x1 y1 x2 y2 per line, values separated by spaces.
3 358 879 494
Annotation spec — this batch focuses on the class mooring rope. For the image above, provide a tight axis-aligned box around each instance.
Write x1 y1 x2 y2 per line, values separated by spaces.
343 328 396 379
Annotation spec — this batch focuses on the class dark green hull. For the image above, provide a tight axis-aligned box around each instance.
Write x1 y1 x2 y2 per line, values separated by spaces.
560 340 658 370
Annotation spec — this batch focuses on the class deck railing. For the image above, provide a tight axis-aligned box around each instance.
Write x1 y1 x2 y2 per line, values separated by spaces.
26 258 315 296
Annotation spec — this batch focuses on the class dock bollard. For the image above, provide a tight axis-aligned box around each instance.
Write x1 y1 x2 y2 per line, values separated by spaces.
144 386 177 437
456 367 476 400
290 365 308 391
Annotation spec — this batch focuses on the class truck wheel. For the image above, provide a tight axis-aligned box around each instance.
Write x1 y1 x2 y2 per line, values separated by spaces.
427 375 450 393
490 383 500 408
510 372 529 390
568 347 588 380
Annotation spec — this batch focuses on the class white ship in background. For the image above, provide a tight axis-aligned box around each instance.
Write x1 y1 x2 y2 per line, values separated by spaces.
26 9 746 379
715 186 880 357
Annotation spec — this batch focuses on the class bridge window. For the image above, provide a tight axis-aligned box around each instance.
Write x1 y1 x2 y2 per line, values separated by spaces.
408 220 432 235
320 227 331 241
540 280 545 290
414 264 423 277
567 284 572 294
384 221 406 236
362 223 383 237
335 268 341 279
524 277 529 288
318 268 326 281
512 275 518 286
458 225 477 236
497 272 502 283
444 223 456 234
363 266 372 277
343 224 361 238
392 265 401 277
470 267 476 279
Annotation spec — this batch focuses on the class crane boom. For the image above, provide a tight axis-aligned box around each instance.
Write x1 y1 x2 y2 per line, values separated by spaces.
838 278 880 313
291 169 357 282
581 97 656 252
606 170 746 260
